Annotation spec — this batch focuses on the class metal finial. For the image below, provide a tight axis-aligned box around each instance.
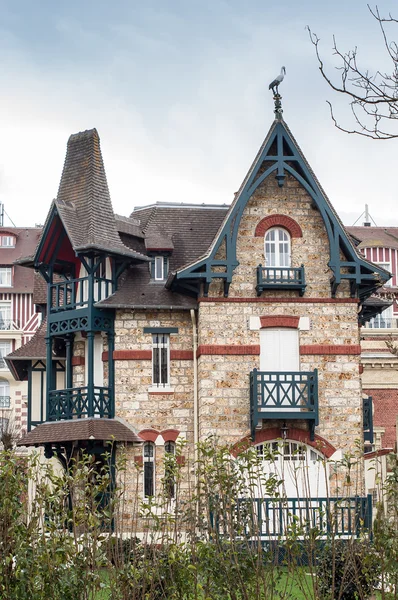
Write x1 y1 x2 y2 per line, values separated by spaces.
273 93 283 119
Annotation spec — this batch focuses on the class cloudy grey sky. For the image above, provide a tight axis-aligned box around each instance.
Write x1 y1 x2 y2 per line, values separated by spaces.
0 0 397 228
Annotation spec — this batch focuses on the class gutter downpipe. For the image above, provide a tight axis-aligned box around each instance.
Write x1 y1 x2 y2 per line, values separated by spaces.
190 309 199 484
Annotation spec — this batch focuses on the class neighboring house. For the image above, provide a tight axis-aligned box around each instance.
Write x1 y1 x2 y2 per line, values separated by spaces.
0 226 42 442
346 225 398 511
7 106 389 537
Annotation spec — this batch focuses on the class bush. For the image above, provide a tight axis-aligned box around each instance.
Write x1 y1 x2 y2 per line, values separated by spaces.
317 539 380 600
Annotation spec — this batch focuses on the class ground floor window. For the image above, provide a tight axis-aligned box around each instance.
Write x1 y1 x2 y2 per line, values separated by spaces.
144 442 155 497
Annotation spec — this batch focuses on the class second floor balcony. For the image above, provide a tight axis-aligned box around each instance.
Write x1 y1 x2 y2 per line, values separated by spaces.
48 386 113 421
250 369 319 439
256 265 306 296
49 275 114 314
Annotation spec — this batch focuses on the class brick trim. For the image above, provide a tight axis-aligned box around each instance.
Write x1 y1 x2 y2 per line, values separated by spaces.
161 429 180 442
364 449 394 460
198 297 359 304
197 345 260 357
176 456 186 466
104 350 193 361
170 350 194 360
300 344 361 355
260 315 300 329
148 391 175 395
254 215 303 238
232 427 336 459
138 429 159 442
114 350 152 360
71 356 85 366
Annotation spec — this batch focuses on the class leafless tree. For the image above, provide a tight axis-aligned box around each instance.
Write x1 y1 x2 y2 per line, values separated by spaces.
0 412 20 451
308 5 398 140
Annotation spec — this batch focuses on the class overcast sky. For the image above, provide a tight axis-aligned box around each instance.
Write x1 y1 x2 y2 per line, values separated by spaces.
0 0 397 228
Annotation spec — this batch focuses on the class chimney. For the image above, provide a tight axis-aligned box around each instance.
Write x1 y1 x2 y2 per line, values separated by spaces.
363 204 371 227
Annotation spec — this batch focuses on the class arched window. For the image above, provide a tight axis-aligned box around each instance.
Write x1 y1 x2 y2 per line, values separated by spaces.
143 442 155 497
264 228 291 268
164 441 176 499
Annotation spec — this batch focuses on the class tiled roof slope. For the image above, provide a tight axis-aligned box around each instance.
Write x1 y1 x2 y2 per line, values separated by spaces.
6 319 48 361
98 203 228 309
132 204 229 272
54 129 148 261
347 226 398 250
18 418 142 446
0 227 41 293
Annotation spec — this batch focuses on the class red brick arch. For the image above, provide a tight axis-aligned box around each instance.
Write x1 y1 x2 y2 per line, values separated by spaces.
260 315 300 329
232 427 336 459
254 215 303 238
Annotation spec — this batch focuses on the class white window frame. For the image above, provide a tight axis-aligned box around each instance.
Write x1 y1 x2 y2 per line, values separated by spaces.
0 302 12 330
369 304 394 329
0 378 10 408
1 236 14 247
154 256 164 281
375 262 393 287
0 342 11 369
0 268 12 287
143 442 155 498
151 333 170 388
264 227 291 268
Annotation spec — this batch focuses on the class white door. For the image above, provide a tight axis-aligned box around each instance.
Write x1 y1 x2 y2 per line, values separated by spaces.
260 328 299 371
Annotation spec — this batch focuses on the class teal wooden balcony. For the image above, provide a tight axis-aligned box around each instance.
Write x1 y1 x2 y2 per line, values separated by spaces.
256 265 306 296
48 386 114 421
211 495 372 540
250 370 318 440
49 276 114 314
363 396 374 444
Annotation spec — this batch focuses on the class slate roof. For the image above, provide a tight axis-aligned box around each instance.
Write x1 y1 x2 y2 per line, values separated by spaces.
17 417 142 446
347 226 398 250
98 203 228 309
29 130 149 265
0 227 41 293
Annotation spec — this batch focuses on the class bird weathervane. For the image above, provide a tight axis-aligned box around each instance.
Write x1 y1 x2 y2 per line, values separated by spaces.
269 66 286 119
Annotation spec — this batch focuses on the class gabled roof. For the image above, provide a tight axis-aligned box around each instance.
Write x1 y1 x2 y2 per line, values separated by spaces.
0 227 41 293
169 117 390 300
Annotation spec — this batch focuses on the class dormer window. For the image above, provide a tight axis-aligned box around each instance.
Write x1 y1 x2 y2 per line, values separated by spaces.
150 256 168 281
1 236 15 247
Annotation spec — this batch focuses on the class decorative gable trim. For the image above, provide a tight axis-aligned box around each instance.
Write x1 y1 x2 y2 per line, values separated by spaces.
254 215 302 238
170 119 390 303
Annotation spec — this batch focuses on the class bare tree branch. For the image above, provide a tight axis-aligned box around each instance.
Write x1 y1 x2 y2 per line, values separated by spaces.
308 5 398 140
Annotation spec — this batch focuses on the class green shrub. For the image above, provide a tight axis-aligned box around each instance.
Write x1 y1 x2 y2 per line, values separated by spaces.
317 539 380 600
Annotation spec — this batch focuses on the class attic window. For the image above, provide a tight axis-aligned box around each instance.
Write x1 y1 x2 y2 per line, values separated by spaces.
151 256 168 281
1 236 14 247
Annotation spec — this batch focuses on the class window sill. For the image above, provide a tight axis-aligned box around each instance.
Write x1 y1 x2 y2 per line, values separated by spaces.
148 385 174 394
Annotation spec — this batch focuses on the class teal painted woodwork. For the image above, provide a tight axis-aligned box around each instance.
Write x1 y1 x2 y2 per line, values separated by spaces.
172 120 390 299
250 369 318 441
211 495 372 539
256 264 306 296
363 396 374 444
48 386 113 420
49 275 114 312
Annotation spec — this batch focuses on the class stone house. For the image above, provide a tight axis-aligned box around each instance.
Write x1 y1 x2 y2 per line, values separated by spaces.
7 106 390 534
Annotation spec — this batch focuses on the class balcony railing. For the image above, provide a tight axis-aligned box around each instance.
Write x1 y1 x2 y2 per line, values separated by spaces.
250 370 318 439
49 276 114 313
256 265 306 296
363 396 374 444
0 319 19 331
210 495 372 539
48 386 113 420
366 317 398 329
0 396 10 409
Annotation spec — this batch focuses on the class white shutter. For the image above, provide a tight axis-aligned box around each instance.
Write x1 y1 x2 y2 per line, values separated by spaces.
260 328 299 371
